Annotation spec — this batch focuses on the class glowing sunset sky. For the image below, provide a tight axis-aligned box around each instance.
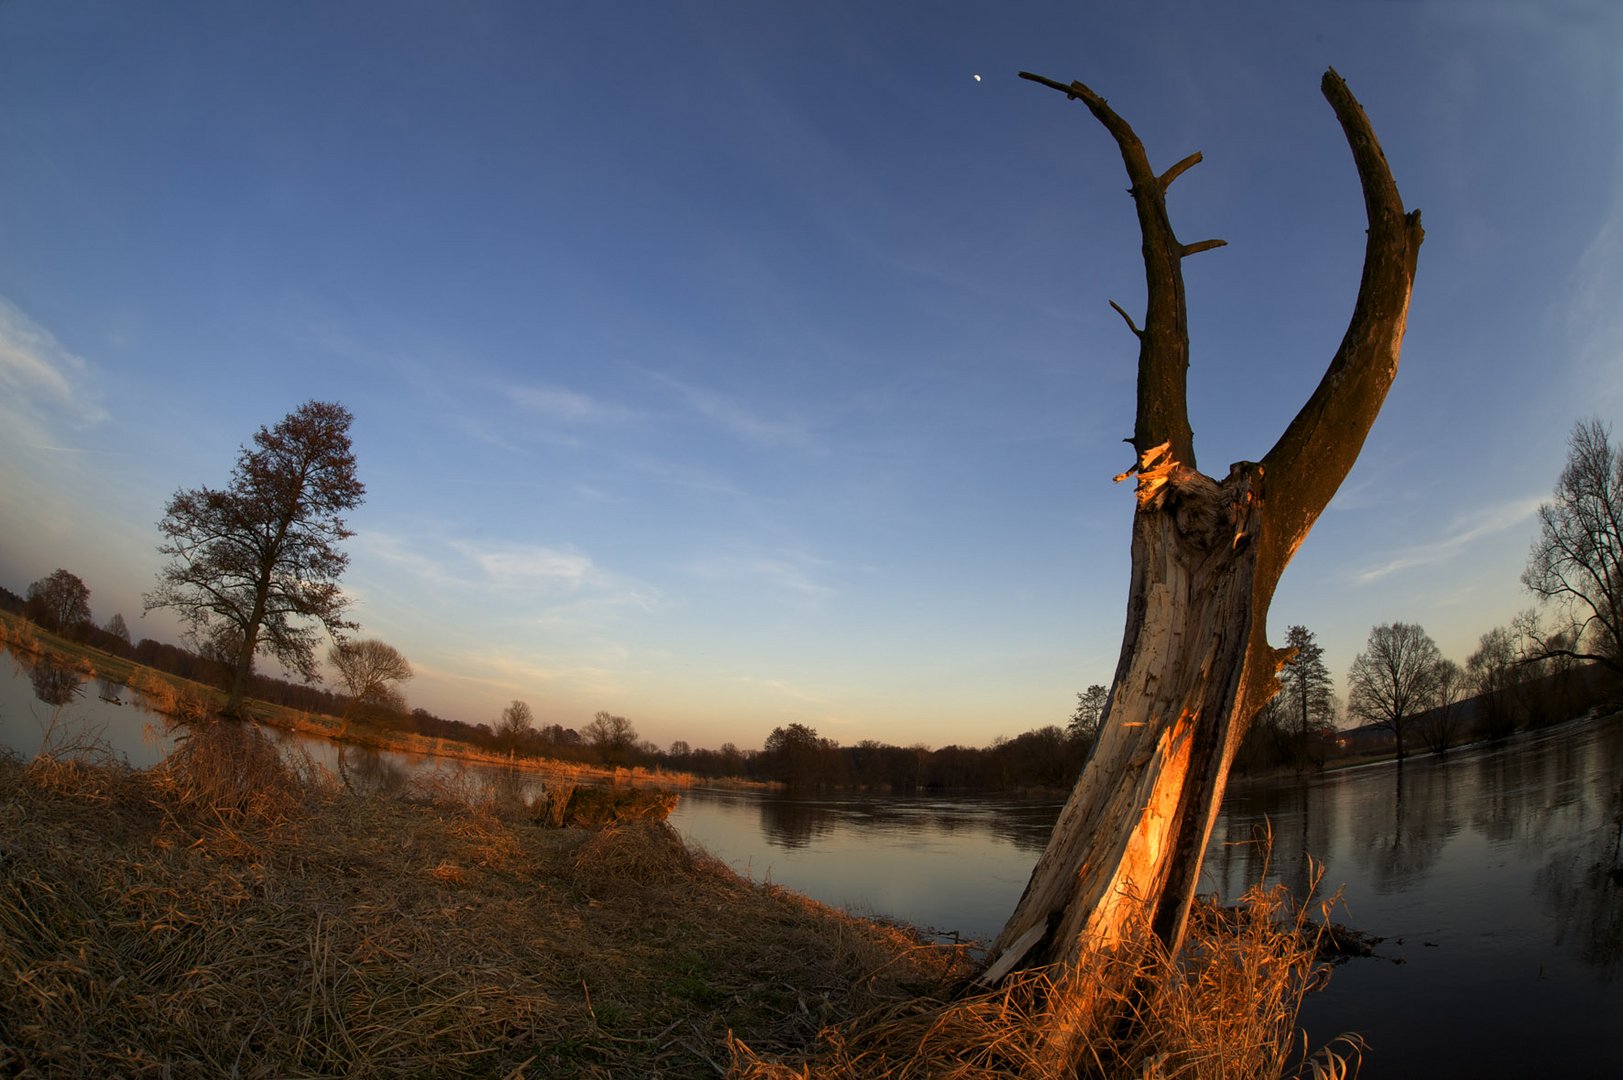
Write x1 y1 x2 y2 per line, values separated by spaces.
2 1 1619 750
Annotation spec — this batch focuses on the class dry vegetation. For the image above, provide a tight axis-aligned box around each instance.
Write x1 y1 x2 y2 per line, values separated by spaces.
0 726 970 1078
732 876 1358 1080
1 648 1353 1078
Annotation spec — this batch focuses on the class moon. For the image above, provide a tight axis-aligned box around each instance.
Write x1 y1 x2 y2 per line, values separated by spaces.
973 74 982 82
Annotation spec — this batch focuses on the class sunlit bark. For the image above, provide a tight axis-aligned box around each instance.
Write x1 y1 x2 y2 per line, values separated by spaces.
981 70 1422 1062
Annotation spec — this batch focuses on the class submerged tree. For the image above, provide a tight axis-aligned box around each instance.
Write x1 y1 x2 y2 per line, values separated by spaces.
979 69 1421 1061
1346 622 1441 760
145 401 365 717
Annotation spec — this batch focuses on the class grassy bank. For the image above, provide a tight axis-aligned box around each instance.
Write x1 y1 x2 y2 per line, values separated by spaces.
0 611 773 791
0 719 1355 1079
0 732 964 1078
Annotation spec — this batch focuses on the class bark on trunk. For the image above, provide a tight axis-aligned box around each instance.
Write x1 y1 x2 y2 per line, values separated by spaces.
981 69 1422 1066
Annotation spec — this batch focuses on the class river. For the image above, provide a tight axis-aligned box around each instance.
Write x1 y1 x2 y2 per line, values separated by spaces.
4 653 1621 1075
663 718 1623 1077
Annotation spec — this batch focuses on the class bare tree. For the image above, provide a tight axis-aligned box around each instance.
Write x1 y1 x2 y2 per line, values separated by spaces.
1523 418 1623 675
328 639 413 721
104 613 132 647
1467 625 1524 737
1512 607 1581 724
145 401 365 717
583 710 638 765
979 68 1420 1061
1347 622 1442 760
26 569 91 636
1417 657 1467 755
495 699 534 754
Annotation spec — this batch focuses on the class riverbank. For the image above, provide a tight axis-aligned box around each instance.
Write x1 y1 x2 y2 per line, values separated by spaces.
1 727 1349 1079
0 740 964 1077
0 612 775 793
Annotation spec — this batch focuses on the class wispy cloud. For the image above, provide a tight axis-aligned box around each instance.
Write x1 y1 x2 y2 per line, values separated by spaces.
1352 496 1544 584
504 382 638 425
644 369 812 447
359 532 662 619
1567 192 1623 412
0 296 108 433
687 550 835 600
456 542 595 589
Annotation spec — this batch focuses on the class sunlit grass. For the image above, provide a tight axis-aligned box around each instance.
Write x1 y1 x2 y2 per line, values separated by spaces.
0 746 967 1077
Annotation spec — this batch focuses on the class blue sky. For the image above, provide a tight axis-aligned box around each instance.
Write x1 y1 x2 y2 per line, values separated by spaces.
2 1 1620 751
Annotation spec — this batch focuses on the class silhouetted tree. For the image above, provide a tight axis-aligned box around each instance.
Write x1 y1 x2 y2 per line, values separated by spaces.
762 722 834 790
1523 418 1623 676
145 401 364 717
1280 625 1336 762
1467 625 1524 737
495 699 534 754
104 613 131 648
584 710 637 765
1347 622 1441 760
982 71 1419 1054
329 639 413 722
26 569 91 637
1417 658 1468 754
1067 684 1109 741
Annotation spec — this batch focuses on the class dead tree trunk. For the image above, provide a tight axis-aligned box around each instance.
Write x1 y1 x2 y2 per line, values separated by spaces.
980 70 1422 1061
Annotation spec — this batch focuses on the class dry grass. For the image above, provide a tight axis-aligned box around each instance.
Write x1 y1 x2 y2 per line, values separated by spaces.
151 719 317 838
0 752 967 1078
732 862 1358 1080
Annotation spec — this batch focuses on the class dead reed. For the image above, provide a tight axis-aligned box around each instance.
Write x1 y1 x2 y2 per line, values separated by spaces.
731 859 1358 1080
0 753 966 1078
0 704 1352 1079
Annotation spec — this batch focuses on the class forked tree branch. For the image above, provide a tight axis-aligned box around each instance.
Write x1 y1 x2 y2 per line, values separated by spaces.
1259 69 1424 573
1020 70 1203 469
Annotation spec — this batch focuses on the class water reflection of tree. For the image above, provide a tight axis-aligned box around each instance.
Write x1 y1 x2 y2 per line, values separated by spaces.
1471 728 1590 855
1531 728 1623 979
342 745 411 798
1349 760 1459 893
1207 780 1333 905
758 795 840 850
1533 783 1623 980
28 655 83 707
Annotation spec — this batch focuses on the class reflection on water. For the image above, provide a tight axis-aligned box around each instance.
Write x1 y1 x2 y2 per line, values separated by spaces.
27 654 83 707
3 649 1621 1071
676 716 1623 1077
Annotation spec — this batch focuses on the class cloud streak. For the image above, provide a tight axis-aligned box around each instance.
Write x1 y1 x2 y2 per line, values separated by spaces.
504 382 638 425
644 369 812 447
0 296 108 430
1352 496 1544 585
686 550 835 600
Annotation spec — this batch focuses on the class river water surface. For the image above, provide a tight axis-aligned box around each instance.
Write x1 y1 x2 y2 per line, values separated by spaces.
4 655 1620 1076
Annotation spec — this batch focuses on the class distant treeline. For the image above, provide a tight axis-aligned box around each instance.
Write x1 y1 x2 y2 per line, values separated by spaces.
6 578 1617 794
740 722 1092 794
